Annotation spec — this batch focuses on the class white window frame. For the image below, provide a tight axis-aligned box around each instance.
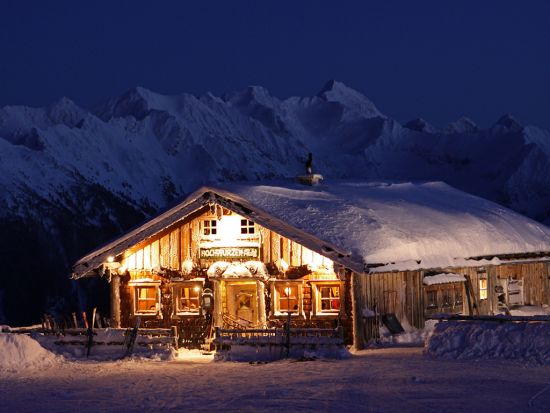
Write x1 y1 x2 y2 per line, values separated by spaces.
271 282 302 317
240 219 256 236
312 281 343 316
201 219 218 237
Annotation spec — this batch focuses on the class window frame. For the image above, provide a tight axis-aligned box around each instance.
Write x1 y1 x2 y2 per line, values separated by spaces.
425 288 438 309
478 277 488 301
172 282 203 316
271 281 302 317
202 219 218 237
424 282 465 315
311 281 343 316
240 219 256 236
131 281 161 316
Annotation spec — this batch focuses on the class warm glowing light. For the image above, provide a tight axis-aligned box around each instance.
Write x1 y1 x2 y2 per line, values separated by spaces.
284 287 292 297
479 279 488 300
107 256 115 263
194 286 200 292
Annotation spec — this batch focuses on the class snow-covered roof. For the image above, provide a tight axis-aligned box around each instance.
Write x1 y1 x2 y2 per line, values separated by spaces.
73 180 550 277
423 273 466 286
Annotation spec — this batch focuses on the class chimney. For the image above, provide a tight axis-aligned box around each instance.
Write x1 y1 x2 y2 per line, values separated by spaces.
296 153 323 186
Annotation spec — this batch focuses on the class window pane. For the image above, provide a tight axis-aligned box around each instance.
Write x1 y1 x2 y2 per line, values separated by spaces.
454 287 463 306
319 286 340 311
442 289 452 308
479 279 488 300
427 290 437 309
176 285 201 313
136 287 157 312
278 285 298 312
240 219 255 235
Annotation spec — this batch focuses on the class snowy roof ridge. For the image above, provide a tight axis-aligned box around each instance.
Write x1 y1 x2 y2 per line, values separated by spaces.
72 185 356 278
72 180 550 278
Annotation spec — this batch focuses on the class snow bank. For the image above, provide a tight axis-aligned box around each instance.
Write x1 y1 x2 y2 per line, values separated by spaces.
0 333 61 372
372 319 438 347
509 305 550 316
425 321 550 365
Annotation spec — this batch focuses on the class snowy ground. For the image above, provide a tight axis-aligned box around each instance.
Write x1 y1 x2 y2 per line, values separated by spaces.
1 347 549 413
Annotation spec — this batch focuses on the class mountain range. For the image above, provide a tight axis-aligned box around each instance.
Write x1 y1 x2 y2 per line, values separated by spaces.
2 80 550 324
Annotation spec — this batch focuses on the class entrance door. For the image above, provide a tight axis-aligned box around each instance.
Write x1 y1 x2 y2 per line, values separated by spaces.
226 283 257 325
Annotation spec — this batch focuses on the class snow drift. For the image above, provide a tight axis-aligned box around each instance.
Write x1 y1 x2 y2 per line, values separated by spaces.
425 321 550 365
0 333 61 372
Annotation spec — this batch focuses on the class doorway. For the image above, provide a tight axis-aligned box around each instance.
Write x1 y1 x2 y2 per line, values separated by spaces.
225 282 258 326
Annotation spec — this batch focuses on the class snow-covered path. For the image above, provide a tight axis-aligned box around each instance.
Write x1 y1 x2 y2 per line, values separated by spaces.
1 348 549 412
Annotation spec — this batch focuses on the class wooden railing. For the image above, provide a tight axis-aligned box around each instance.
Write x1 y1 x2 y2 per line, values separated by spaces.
10 327 178 349
221 313 261 329
213 326 343 347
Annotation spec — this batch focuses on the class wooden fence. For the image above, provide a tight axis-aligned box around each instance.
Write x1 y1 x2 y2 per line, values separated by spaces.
213 326 343 347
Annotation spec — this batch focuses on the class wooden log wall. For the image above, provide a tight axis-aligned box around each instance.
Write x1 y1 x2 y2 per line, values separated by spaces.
120 207 337 280
494 261 550 306
355 261 550 346
353 270 423 348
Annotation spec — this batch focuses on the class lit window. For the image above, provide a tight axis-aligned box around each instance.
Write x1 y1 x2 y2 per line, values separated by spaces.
134 286 159 314
479 278 488 300
276 285 299 313
173 284 201 314
240 219 255 235
203 219 217 236
318 285 340 312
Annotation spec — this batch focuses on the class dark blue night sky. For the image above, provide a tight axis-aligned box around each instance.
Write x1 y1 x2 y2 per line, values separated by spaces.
1 0 549 128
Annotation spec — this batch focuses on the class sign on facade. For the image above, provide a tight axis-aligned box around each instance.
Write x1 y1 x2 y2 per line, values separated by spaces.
199 246 260 261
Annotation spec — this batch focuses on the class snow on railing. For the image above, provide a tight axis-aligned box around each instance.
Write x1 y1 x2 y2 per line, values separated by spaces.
10 327 178 349
213 326 343 346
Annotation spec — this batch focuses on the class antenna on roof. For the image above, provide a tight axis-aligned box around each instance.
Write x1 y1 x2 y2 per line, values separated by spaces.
296 152 323 186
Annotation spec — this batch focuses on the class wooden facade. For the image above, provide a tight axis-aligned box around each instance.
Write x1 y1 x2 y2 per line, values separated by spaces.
76 192 550 351
108 205 351 347
353 261 550 348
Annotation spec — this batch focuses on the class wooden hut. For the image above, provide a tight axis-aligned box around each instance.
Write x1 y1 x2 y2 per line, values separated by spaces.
73 180 550 349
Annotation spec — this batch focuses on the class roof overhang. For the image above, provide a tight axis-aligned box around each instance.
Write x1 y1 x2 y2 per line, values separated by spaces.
72 187 364 279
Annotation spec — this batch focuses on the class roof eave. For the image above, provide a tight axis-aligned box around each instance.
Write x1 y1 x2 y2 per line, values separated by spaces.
72 187 364 278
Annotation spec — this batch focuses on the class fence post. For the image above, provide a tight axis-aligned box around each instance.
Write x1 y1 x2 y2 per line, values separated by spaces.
285 312 291 357
171 325 179 349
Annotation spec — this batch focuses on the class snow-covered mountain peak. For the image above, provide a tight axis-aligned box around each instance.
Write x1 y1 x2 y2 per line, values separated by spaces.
316 79 382 118
93 86 183 121
93 86 153 121
494 114 522 131
404 118 438 134
47 96 86 127
444 117 479 134
223 85 279 108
